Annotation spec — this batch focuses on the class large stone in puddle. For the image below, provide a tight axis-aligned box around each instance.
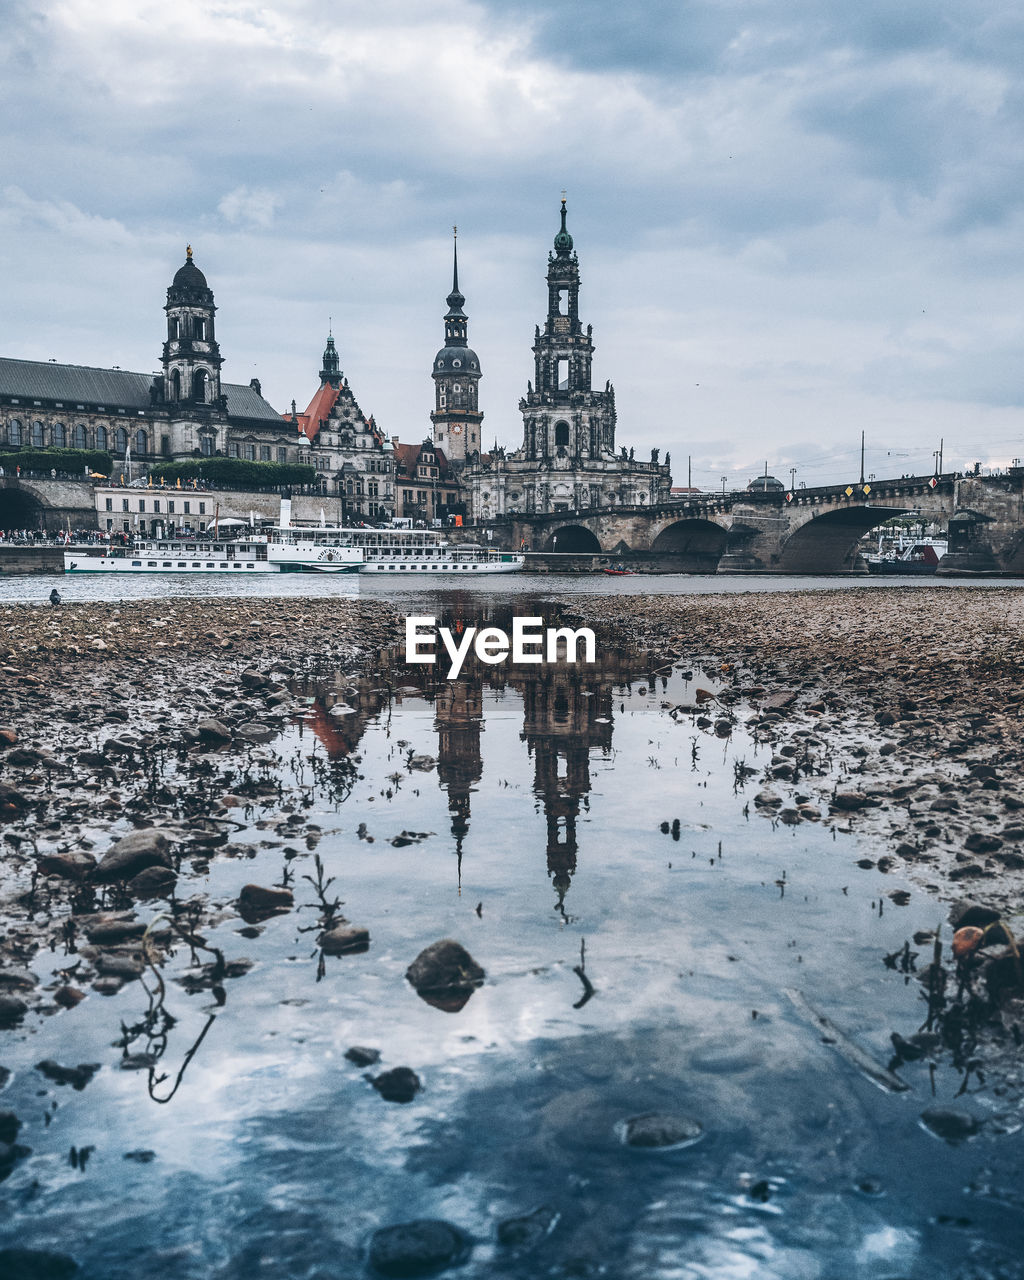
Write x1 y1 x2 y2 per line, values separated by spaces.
320 924 369 956
617 1112 704 1149
93 829 172 883
237 883 294 923
406 939 484 1012
368 1220 471 1276
371 1067 421 1104
127 865 177 900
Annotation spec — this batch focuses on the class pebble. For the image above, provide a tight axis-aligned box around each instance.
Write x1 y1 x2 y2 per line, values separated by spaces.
920 1107 981 1142
617 1112 704 1149
320 925 370 956
345 1046 381 1067
368 1220 471 1277
237 884 294 922
93 828 172 883
371 1067 422 1104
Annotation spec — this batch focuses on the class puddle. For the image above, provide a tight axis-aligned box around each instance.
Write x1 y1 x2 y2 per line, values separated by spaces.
1 595 1022 1278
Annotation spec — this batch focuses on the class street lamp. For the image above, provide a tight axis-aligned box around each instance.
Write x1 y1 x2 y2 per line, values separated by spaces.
790 467 796 491
721 476 727 495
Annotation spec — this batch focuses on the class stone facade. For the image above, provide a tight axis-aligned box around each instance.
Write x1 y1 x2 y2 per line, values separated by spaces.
457 200 672 520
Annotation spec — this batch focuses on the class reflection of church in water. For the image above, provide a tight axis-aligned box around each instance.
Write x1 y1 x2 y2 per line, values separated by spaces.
303 609 650 905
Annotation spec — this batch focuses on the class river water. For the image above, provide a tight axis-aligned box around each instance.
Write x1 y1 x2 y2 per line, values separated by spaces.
5 570 1024 604
1 590 1021 1278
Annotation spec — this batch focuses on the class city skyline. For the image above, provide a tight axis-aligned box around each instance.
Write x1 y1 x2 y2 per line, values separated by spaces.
3 0 1024 489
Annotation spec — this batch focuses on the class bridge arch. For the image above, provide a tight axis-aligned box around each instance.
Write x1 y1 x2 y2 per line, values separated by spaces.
0 486 47 531
543 524 602 553
650 518 728 571
779 505 912 573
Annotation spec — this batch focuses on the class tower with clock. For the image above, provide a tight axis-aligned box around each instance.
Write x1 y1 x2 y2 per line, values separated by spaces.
430 229 483 464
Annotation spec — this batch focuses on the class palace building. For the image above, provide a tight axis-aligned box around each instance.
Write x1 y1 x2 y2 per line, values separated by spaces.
0 248 298 470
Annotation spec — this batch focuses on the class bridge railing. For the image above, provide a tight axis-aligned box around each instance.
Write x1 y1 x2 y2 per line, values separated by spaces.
465 474 963 526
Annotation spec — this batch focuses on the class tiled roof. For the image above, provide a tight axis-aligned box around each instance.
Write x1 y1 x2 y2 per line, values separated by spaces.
0 357 282 423
393 442 451 478
290 381 340 443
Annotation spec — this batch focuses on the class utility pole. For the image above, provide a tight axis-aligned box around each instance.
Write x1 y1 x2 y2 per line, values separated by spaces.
687 455 691 490
859 431 865 485
938 437 944 474
790 467 796 491
721 475 727 495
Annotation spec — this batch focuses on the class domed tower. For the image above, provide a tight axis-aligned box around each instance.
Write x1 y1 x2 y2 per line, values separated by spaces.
161 246 223 410
430 229 483 463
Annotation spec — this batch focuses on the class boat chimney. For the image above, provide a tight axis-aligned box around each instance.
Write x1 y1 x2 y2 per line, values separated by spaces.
279 496 292 528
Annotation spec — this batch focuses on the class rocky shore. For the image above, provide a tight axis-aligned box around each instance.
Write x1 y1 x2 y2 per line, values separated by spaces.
2 586 1022 981
572 587 1024 918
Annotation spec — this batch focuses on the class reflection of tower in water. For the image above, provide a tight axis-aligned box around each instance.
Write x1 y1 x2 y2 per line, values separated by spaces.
517 667 615 908
434 676 484 868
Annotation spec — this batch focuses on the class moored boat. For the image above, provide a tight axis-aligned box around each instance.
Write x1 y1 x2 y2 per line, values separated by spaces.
64 537 278 574
865 537 948 575
266 526 523 574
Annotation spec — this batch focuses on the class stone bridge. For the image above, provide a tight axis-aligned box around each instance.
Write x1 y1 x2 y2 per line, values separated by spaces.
480 473 1024 574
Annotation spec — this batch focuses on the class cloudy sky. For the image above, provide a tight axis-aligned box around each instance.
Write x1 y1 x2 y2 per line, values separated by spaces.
3 0 1024 488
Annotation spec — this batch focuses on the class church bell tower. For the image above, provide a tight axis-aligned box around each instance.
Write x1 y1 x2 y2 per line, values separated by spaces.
430 229 483 463
161 245 224 410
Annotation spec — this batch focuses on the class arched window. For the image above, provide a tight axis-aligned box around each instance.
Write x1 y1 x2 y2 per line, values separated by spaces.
8 419 21 446
95 425 107 451
135 429 148 455
31 421 44 447
192 369 209 403
170 370 181 401
555 421 570 448
73 423 87 450
115 427 128 454
52 422 66 447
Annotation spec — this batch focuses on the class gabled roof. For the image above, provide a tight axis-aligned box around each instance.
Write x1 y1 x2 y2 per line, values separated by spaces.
393 441 451 479
289 380 340 443
0 356 282 424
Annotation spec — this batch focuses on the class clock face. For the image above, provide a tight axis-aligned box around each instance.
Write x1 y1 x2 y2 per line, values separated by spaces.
452 425 463 435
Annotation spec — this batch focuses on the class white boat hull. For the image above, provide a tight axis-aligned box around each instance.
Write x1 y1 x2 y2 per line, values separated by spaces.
65 553 278 574
359 557 523 574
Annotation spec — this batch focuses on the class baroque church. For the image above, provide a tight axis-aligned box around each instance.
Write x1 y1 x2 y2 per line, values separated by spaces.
450 199 672 518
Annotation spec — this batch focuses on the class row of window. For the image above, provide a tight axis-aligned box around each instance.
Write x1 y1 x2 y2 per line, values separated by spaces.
400 489 458 505
226 443 289 463
104 498 208 515
3 419 150 454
